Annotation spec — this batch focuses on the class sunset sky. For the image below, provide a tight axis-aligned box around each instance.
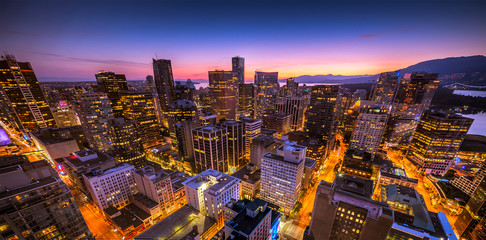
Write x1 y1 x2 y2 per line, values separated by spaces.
1 0 485 81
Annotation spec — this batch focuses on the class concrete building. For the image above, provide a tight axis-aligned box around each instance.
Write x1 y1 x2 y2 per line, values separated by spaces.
61 149 117 196
276 95 306 131
254 71 279 119
349 103 389 157
407 111 473 175
263 112 291 138
218 120 246 170
379 166 419 189
304 158 317 189
192 125 229 173
232 164 261 200
240 117 262 159
224 198 281 240
451 163 486 196
83 163 137 209
52 103 80 128
250 134 277 168
455 178 486 239
260 142 306 213
340 150 374 180
30 127 80 163
0 156 92 239
305 175 394 240
200 111 218 126
183 169 240 220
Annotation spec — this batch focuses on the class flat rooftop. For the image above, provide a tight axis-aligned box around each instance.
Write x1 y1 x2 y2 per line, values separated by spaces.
193 125 225 133
135 205 216 240
64 149 113 169
84 163 132 178
459 134 486 153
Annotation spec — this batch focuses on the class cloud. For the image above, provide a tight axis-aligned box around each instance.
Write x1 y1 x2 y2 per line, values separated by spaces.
359 26 419 39
360 33 380 38
33 52 149 67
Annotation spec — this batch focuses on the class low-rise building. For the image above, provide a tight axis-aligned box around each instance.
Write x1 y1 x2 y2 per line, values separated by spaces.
379 166 419 189
340 149 374 179
30 127 80 163
232 163 261 200
304 158 317 189
250 134 277 168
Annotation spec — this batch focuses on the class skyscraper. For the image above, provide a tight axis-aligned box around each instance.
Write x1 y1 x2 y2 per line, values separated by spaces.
349 103 389 157
261 142 306 213
232 56 245 84
305 84 341 146
406 111 473 175
119 90 161 149
218 120 246 170
209 70 238 120
76 92 114 152
146 75 164 126
455 178 486 239
167 100 200 163
109 118 147 168
286 77 299 95
0 54 56 133
263 112 291 138
370 71 400 105
192 125 229 173
0 156 92 239
254 71 279 119
238 83 254 117
95 70 128 117
153 59 175 112
276 95 307 131
240 117 262 159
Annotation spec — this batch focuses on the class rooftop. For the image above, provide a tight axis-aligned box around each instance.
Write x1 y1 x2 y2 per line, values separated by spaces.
63 149 114 169
193 125 225 133
135 205 216 240
333 174 374 198
305 158 317 169
227 199 273 236
84 163 133 178
183 169 239 196
232 164 261 184
459 134 486 153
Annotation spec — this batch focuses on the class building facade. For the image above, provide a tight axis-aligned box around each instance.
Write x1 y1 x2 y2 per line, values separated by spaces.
232 56 245 84
349 103 389 157
192 126 229 173
276 95 306 131
95 70 128 117
209 70 238 120
254 71 279 119
152 59 175 112
109 118 146 168
218 120 246 170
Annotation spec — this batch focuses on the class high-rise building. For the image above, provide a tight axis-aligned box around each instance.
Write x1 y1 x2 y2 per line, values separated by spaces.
0 156 92 239
232 56 245 84
370 72 400 105
146 75 164 125
0 54 56 133
209 70 238 120
109 118 147 168
261 142 306 213
406 111 473 175
305 84 341 148
174 80 196 101
276 95 306 131
349 103 389 157
238 83 254 117
263 112 291 138
76 92 114 152
240 117 262 159
254 71 279 119
286 77 299 95
455 178 486 239
218 120 246 170
452 162 486 196
119 90 161 149
83 163 137 210
250 134 277 168
95 70 128 117
152 59 175 112
192 125 229 173
305 175 394 240
167 100 200 162
387 73 440 144
183 169 240 220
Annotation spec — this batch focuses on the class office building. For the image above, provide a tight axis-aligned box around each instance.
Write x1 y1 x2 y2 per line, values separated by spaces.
83 163 137 210
455 178 486 239
254 71 279 119
0 156 92 239
224 198 281 240
452 163 486 196
370 71 400 105
61 149 117 196
263 112 291 138
379 166 418 189
340 150 374 179
261 142 306 213
250 134 277 168
218 120 246 170
286 77 299 95
232 163 261 200
95 70 128 117
276 95 306 131
52 101 80 127
0 54 56 133
240 117 262 159
305 84 341 148
119 90 161 149
167 100 200 162
349 103 389 157
305 175 394 240
174 80 196 101
146 75 164 125
209 70 238 120
183 169 240 220
200 111 218 126
238 83 254 117
232 56 245 84
152 59 175 112
109 118 147 168
406 111 473 175
388 73 440 144
192 125 229 173
76 92 114 152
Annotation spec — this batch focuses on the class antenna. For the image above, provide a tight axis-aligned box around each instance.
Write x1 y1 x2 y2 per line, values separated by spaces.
155 52 158 60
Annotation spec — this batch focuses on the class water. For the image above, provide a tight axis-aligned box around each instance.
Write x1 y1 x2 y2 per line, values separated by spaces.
461 112 486 136
194 82 335 89
453 90 486 97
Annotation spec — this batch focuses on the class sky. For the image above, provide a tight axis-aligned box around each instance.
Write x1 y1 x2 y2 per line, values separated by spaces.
1 0 485 82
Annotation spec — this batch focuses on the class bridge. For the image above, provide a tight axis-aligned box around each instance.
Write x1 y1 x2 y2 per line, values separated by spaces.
443 83 486 90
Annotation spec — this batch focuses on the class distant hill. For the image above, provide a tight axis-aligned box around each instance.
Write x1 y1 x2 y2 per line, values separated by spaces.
293 74 378 84
398 55 486 76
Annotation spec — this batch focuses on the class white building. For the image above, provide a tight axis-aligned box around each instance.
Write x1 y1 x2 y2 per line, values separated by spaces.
240 117 262 159
183 169 240 220
260 141 305 213
349 102 389 157
83 163 137 210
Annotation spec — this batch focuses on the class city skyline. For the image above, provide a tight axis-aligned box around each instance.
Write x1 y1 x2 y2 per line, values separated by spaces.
1 0 485 81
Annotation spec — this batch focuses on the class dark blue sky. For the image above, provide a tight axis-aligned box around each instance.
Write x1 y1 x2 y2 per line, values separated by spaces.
1 0 485 81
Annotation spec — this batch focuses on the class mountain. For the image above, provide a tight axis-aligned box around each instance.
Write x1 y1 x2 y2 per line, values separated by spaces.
293 74 378 84
398 55 486 76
